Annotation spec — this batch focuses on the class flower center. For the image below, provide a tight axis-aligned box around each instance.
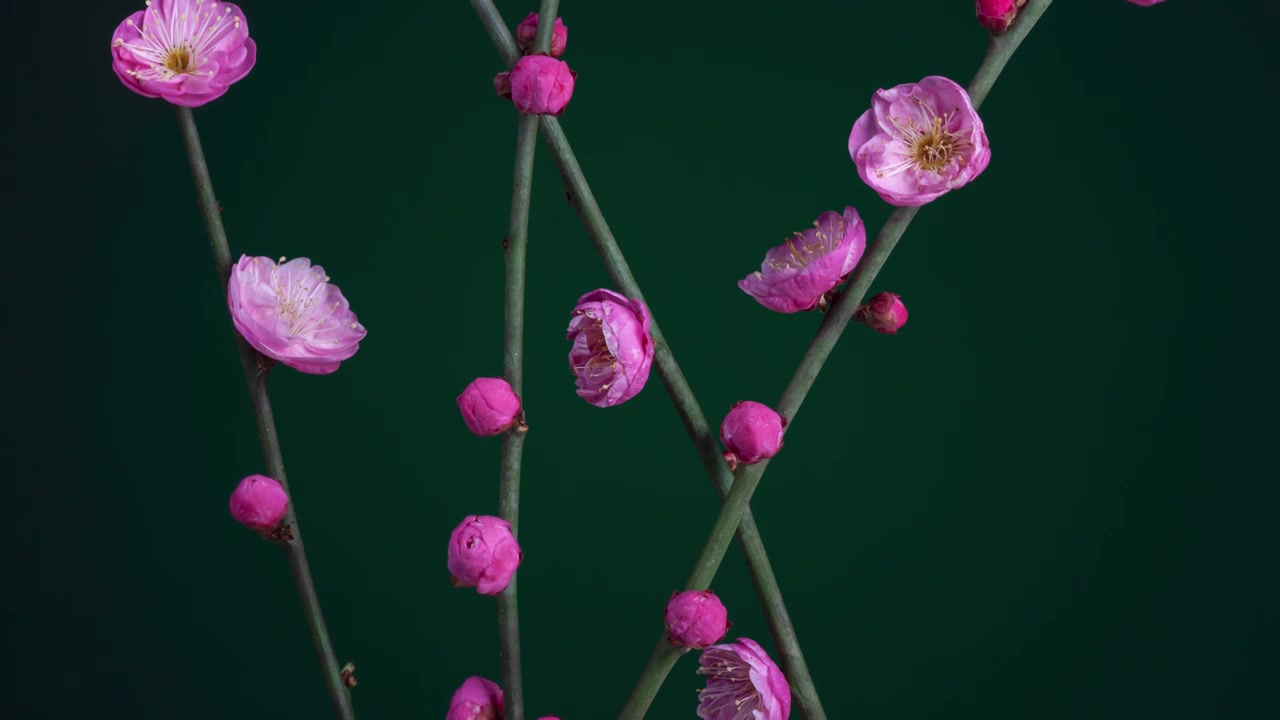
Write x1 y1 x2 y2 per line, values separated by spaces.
910 116 957 172
875 96 973 179
764 217 845 273
270 259 342 338
697 649 761 720
164 47 195 73
573 316 618 379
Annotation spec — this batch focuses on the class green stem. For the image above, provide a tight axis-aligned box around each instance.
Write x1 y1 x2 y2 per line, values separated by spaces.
465 2 826 717
175 107 355 720
620 2 1056 714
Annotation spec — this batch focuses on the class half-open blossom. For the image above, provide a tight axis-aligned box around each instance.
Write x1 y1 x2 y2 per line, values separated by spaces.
720 401 785 471
448 515 522 596
227 255 366 375
666 590 731 649
457 378 522 436
848 76 990 207
738 207 866 314
509 55 576 115
229 474 288 530
516 12 568 57
697 638 791 720
447 676 503 720
854 292 910 334
976 0 1023 34
566 289 655 407
111 0 256 107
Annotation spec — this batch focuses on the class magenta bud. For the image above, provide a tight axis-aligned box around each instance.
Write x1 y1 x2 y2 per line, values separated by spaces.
457 377 522 436
447 676 503 720
975 0 1020 34
515 12 568 57
447 515 523 596
228 474 288 531
720 401 784 469
854 292 909 335
493 71 512 100
665 589 731 649
508 55 576 115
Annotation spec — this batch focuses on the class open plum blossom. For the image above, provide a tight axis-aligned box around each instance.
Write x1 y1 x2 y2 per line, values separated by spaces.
738 207 866 314
447 676 503 720
566 289 655 407
666 590 731 649
457 378 522 436
227 256 366 375
697 638 791 720
720 401 785 471
448 515 522 596
854 292 910 334
516 12 568 56
111 0 257 107
848 76 990 207
228 474 288 530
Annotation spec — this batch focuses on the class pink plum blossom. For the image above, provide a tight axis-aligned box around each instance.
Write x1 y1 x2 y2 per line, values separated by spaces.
447 676 503 720
848 76 990 207
666 590 731 649
720 402 785 471
516 12 568 57
448 515 522 596
854 292 910 335
697 638 791 720
508 55 576 115
228 474 288 530
111 0 257 107
975 0 1022 34
457 378 522 436
738 207 866 314
227 255 366 375
566 289 655 407
1127 0 1165 5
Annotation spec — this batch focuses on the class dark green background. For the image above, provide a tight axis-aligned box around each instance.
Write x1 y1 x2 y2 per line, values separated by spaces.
4 1 1277 717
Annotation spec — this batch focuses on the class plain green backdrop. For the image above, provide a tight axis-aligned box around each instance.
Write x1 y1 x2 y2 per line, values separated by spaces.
3 0 1277 718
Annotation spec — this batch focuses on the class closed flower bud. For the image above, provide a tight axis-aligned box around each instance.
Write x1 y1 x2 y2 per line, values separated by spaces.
448 515 523 596
447 676 503 720
1127 0 1165 6
665 590 731 649
508 55 576 115
720 401 784 470
228 474 288 531
515 12 568 57
854 292 909 335
975 0 1020 34
457 378 522 436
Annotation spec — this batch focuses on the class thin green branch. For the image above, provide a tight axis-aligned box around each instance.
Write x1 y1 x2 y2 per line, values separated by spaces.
175 107 355 720
619 2 1056 714
465 1 826 717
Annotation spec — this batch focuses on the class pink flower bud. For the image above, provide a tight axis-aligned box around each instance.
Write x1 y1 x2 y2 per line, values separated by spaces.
854 292 909 335
111 0 257 107
227 255 366 375
447 676 503 720
567 289 655 407
457 378 522 436
494 71 512 100
1127 0 1164 5
228 474 288 530
515 12 568 57
975 0 1019 34
508 55 576 116
848 76 990 207
665 590 731 649
738 207 866 314
448 515 522 596
720 401 784 470
697 638 791 720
